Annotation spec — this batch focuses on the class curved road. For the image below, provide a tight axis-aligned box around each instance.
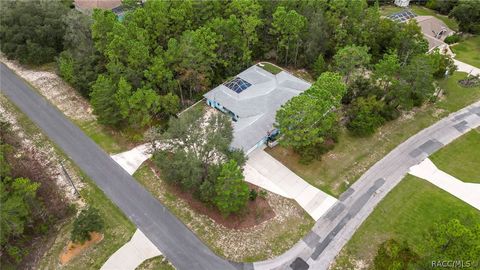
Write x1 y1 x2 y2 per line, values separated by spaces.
2 62 479 270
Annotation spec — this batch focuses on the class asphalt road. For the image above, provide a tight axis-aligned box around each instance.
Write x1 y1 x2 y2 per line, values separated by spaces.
0 63 236 270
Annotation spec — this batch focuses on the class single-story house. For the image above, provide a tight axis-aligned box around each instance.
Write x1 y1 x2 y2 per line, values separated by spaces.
414 16 454 52
74 0 126 20
74 0 122 11
204 64 311 155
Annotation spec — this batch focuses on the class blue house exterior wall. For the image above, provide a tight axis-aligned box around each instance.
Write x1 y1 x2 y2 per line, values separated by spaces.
206 98 238 121
206 98 281 154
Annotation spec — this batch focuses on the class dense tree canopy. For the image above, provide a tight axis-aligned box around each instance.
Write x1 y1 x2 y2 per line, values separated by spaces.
424 218 480 265
214 160 249 216
1 0 455 161
275 72 346 159
152 107 247 210
449 0 480 34
333 45 371 83
0 1 70 65
271 6 306 66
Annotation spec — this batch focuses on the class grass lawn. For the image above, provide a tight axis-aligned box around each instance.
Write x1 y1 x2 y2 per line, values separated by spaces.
266 72 480 197
77 120 146 155
430 129 480 183
0 94 135 270
136 256 174 270
258 62 283 75
332 175 480 269
451 36 480 68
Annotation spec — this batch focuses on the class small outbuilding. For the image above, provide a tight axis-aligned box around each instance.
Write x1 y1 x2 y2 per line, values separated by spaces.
204 63 311 154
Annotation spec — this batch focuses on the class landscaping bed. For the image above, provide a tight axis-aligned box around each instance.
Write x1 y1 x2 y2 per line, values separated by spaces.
134 162 314 262
266 72 480 197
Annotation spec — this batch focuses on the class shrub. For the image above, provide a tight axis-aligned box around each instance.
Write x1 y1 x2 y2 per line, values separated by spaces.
199 179 215 203
57 52 75 84
380 104 401 121
71 207 104 244
249 189 258 201
444 34 461 44
259 190 268 199
373 239 419 270
347 96 386 137
313 54 327 77
214 160 249 216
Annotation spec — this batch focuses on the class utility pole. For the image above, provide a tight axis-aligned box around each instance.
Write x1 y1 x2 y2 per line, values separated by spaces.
60 161 80 197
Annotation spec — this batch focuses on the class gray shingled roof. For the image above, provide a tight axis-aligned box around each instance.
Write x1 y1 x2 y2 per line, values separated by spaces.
204 64 311 152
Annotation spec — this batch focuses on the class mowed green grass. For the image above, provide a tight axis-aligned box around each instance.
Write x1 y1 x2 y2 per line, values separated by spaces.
333 175 480 269
430 129 480 183
436 71 480 112
259 62 283 75
266 72 480 197
77 120 146 154
451 36 480 68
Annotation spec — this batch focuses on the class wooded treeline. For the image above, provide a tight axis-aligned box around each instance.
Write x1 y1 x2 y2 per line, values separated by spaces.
0 120 71 266
1 0 476 132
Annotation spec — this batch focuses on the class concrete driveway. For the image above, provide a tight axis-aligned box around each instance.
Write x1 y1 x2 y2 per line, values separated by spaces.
245 148 337 220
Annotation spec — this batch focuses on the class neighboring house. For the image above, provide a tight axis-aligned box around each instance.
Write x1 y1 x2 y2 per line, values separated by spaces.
74 0 125 19
74 0 122 10
387 11 454 53
204 64 311 155
414 16 453 52
394 0 410 7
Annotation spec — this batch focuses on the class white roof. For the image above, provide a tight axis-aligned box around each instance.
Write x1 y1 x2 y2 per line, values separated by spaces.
204 64 311 152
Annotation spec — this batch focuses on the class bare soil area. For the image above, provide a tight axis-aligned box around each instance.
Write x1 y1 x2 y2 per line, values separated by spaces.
1 55 95 121
0 95 85 202
59 232 104 265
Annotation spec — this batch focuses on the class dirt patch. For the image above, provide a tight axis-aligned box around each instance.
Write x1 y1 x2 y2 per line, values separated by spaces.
59 232 104 265
1 55 95 122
